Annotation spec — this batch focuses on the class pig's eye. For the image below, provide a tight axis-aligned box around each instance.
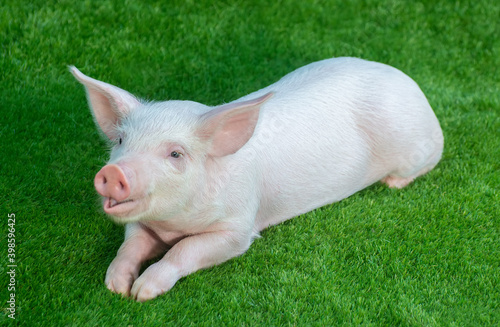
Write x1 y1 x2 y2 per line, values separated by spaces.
119 138 122 145
170 151 182 158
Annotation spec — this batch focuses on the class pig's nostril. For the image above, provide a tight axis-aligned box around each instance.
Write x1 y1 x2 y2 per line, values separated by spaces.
95 164 130 200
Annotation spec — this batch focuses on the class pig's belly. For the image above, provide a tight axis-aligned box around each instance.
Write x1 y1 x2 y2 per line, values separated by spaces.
255 167 376 231
252 125 380 231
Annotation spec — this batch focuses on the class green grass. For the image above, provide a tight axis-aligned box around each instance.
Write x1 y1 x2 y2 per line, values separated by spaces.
1 0 499 325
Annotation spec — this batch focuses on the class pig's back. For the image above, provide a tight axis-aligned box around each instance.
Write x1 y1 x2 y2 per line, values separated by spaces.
234 57 441 230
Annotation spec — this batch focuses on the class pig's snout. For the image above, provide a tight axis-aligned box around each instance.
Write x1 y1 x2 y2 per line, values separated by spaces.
94 164 131 203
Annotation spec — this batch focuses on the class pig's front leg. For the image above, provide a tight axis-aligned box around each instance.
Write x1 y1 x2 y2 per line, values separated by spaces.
105 223 167 296
130 229 252 302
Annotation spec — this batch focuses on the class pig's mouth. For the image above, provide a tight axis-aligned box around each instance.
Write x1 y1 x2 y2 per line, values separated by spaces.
103 197 137 217
109 198 133 208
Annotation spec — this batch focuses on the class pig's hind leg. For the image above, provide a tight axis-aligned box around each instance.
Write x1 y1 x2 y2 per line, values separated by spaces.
381 165 433 189
380 125 443 189
381 151 441 189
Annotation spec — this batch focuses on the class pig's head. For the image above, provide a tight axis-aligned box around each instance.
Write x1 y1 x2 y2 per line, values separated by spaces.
70 66 272 224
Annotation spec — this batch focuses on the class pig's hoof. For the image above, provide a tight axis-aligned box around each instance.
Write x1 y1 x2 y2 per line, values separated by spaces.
106 279 131 297
130 262 179 302
105 266 138 297
105 274 134 297
381 175 414 189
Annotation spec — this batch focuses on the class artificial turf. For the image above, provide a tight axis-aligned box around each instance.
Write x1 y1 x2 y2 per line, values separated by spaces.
1 0 499 325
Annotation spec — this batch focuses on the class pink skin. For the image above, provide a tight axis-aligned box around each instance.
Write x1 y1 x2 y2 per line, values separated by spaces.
94 164 139 217
104 222 250 301
70 59 443 302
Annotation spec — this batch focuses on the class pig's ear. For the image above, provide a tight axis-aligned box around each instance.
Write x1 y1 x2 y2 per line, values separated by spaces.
198 92 273 157
69 66 141 140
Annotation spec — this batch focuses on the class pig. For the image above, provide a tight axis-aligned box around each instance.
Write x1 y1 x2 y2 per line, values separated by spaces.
70 57 443 302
